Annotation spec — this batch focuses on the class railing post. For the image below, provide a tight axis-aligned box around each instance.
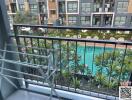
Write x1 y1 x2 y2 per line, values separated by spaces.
0 0 19 99
129 73 132 86
13 25 29 88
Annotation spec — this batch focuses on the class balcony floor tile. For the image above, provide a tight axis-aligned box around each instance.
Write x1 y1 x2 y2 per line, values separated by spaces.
6 90 59 100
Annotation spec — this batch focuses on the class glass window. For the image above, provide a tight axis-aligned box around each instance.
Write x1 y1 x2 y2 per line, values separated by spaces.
30 4 37 13
115 16 126 26
130 17 132 25
11 3 17 13
50 10 56 15
19 4 24 11
68 16 77 25
42 5 46 13
81 3 91 14
81 16 90 25
59 1 65 13
93 4 102 12
93 0 102 12
117 2 128 13
67 1 78 13
39 2 47 13
93 15 101 25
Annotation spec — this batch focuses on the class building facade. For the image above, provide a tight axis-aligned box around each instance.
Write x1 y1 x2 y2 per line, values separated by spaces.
5 0 132 27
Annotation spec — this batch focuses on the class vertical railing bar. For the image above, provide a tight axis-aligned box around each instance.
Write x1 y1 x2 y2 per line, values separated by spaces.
92 43 96 73
84 42 86 75
90 42 96 92
118 44 128 87
67 41 70 91
81 42 88 92
23 37 30 63
100 43 106 95
107 43 117 94
13 26 29 88
42 38 47 84
59 40 62 88
37 38 41 83
51 40 56 88
129 73 132 86
30 37 36 81
23 37 31 83
44 39 47 56
13 26 24 61
30 38 36 64
83 42 86 93
75 41 78 92
37 38 41 65
52 40 55 67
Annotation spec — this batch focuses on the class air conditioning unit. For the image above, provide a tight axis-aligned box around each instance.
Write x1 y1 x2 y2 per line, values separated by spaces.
105 8 108 12
99 8 102 12
106 4 110 8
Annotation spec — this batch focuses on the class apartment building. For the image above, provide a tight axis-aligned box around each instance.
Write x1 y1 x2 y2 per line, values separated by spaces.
6 0 132 27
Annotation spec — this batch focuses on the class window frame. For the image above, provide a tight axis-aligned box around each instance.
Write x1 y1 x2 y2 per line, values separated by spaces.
81 16 90 25
81 3 91 14
117 1 128 13
19 4 24 11
115 16 126 26
29 4 38 13
67 1 78 13
68 16 77 25
50 10 56 15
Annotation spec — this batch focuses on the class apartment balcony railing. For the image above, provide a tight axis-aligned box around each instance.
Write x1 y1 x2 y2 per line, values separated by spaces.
0 24 131 100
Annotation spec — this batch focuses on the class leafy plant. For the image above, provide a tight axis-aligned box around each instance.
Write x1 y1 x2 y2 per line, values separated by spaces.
72 77 80 89
13 12 38 24
95 50 132 88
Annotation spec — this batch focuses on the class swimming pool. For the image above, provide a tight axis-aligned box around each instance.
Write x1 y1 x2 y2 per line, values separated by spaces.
77 46 114 75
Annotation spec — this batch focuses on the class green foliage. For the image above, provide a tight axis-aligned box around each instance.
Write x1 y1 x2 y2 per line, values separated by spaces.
95 50 132 88
47 30 131 40
95 72 106 85
14 12 38 24
61 70 72 79
71 77 80 89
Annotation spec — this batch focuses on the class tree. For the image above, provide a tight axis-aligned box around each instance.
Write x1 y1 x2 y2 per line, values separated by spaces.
13 12 38 24
24 0 30 14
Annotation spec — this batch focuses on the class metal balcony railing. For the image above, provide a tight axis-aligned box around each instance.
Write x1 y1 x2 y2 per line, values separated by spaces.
0 43 61 99
1 24 132 100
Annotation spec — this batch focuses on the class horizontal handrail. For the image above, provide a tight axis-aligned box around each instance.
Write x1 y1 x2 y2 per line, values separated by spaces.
13 24 132 31
0 59 48 69
10 35 132 45
0 49 49 59
7 44 59 51
0 67 45 79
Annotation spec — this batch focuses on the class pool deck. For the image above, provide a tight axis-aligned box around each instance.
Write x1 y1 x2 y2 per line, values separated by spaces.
79 42 132 49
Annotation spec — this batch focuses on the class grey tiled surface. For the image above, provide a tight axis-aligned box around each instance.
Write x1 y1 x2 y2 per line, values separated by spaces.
6 90 59 100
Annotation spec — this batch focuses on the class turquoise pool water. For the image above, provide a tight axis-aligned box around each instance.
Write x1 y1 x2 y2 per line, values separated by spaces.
77 46 113 75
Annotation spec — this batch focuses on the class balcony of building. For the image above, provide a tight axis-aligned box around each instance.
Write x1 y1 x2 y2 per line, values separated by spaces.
0 0 132 100
0 24 132 100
